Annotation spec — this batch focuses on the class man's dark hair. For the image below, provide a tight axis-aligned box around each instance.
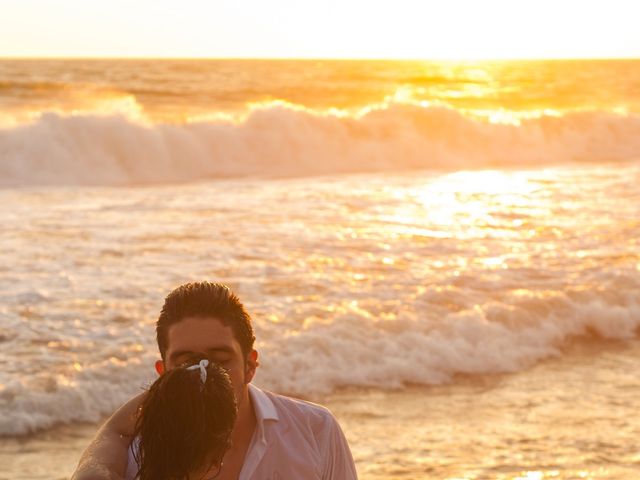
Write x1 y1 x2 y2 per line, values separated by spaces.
156 282 255 360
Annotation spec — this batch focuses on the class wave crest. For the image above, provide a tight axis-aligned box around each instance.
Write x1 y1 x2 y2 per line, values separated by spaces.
1 101 640 186
2 282 638 435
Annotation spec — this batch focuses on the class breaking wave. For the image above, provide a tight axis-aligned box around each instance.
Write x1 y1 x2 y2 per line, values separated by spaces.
1 102 640 186
2 282 639 436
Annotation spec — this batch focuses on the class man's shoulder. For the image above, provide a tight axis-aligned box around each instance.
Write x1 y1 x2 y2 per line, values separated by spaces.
261 387 334 418
249 386 358 478
252 385 338 431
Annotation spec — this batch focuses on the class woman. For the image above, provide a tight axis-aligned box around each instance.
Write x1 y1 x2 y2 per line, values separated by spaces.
127 358 237 480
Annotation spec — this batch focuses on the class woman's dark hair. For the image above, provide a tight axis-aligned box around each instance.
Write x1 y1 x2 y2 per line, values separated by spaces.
133 359 237 480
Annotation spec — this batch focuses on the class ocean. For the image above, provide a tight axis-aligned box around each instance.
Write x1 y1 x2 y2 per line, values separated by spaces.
1 59 639 479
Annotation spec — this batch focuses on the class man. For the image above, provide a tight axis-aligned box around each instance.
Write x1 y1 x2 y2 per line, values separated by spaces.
73 281 358 480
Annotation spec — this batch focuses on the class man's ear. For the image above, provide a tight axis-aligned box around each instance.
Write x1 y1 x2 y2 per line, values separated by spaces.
155 360 165 376
244 349 259 383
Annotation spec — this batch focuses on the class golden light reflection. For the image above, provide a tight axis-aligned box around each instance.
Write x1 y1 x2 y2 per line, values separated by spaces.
436 170 538 196
56 375 75 387
515 473 543 480
212 82 566 131
481 256 507 268
382 170 540 241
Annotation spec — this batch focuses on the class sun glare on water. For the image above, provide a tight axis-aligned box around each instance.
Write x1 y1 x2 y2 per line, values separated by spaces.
386 170 541 234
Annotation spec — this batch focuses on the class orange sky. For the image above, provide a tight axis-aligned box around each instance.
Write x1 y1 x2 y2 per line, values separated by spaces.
1 0 638 59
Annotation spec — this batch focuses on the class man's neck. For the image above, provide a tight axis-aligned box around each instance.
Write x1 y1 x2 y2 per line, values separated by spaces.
233 385 257 445
214 385 256 480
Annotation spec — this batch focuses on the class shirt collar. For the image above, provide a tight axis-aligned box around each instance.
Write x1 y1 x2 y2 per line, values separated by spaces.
249 383 279 424
239 385 279 479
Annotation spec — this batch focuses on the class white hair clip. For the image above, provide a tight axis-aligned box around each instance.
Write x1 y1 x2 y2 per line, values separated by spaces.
186 358 209 384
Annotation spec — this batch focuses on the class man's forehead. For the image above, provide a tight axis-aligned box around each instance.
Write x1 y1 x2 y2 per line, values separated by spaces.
166 316 239 350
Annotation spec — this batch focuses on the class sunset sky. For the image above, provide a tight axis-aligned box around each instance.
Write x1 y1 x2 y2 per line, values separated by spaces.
1 0 638 59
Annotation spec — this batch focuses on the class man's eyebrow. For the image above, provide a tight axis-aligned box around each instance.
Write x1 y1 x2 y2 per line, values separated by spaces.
169 346 234 361
204 347 234 354
169 350 195 361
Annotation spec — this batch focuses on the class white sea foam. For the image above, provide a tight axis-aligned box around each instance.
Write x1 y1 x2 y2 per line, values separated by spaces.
1 283 638 436
1 163 639 436
259 288 640 394
1 104 640 186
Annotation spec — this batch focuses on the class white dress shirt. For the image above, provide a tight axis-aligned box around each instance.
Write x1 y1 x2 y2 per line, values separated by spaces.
125 384 358 479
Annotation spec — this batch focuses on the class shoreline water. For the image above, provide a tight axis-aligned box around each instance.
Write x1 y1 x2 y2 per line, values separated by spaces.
2 163 639 436
3 337 639 480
